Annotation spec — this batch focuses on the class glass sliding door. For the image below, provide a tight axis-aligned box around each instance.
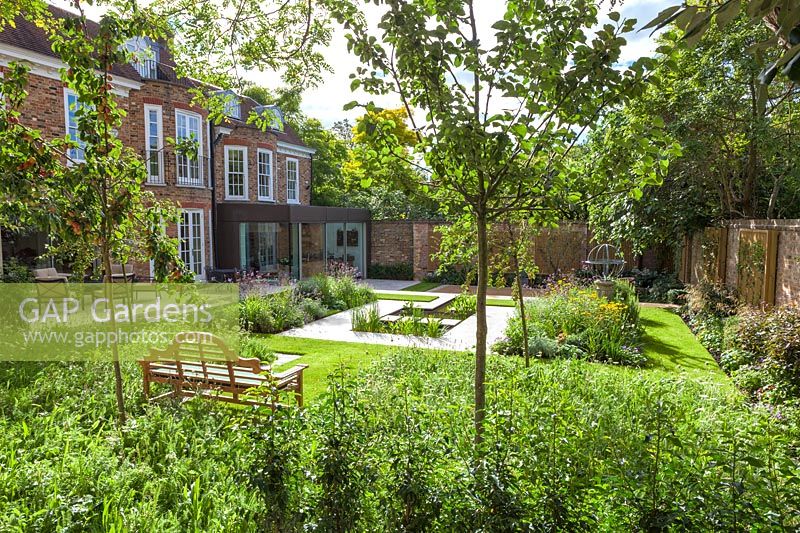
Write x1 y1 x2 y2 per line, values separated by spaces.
325 222 346 270
301 223 326 277
289 223 300 279
239 222 279 272
346 222 365 276
323 222 366 277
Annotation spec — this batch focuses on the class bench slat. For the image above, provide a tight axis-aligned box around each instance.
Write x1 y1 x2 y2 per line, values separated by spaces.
140 332 308 407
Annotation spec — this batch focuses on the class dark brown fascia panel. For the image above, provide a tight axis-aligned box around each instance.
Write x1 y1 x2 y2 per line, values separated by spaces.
216 203 370 223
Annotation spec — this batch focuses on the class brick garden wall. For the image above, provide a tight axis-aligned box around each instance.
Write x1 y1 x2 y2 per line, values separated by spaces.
370 220 673 280
683 219 800 306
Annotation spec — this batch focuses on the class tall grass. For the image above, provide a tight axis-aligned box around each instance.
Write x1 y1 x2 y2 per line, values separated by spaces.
1 350 799 530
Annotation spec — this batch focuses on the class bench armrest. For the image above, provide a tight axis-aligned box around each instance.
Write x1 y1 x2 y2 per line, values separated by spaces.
272 364 309 380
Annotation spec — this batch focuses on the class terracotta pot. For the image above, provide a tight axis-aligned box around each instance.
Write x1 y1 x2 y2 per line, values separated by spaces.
594 279 615 300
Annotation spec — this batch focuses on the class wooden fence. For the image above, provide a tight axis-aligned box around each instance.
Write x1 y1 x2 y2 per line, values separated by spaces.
681 219 800 307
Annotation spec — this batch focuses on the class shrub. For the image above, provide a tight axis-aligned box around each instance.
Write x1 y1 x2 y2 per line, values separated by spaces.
424 265 469 285
294 275 328 302
367 263 414 280
492 282 643 365
2 257 33 282
294 274 376 311
684 280 738 318
448 292 477 320
329 276 375 310
689 303 800 405
300 298 329 321
240 336 277 364
626 269 685 303
240 291 306 334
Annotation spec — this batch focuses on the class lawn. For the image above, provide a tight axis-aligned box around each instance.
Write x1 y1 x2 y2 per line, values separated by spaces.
265 306 731 403
375 292 439 302
639 306 731 386
487 298 516 307
401 281 440 292
265 336 457 400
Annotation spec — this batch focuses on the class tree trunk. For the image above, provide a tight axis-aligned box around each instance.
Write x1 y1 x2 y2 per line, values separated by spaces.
742 139 758 217
515 265 530 368
767 174 784 220
102 239 126 424
474 212 488 447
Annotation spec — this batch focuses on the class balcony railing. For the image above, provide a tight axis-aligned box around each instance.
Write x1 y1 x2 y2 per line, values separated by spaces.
141 149 209 188
131 58 158 80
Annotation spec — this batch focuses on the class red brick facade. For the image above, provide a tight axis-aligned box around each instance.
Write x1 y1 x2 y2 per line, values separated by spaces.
1 26 314 279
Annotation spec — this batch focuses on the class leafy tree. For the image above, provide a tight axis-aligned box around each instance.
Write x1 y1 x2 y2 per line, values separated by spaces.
343 107 440 217
242 85 305 124
586 16 800 251
0 3 187 423
340 0 674 444
345 108 419 191
150 0 348 90
648 1 800 85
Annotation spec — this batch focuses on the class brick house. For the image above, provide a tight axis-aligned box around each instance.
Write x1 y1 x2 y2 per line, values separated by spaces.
0 5 370 280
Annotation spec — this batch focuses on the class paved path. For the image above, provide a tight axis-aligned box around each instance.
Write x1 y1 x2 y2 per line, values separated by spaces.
280 293 516 351
361 279 418 291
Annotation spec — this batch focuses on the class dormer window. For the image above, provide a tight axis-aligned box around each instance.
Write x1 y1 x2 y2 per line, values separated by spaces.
254 105 285 131
224 99 241 120
215 90 241 120
124 37 159 79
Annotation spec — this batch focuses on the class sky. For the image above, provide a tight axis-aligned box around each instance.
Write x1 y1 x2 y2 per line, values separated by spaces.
52 0 674 127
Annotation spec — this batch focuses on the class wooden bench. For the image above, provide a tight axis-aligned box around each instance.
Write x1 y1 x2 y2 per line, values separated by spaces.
139 332 308 407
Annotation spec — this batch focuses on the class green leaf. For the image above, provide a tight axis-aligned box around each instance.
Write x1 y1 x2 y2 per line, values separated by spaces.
641 6 681 32
715 1 740 30
510 123 528 137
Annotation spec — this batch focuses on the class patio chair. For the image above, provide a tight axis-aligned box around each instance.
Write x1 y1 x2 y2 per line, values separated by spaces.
33 267 70 283
110 263 135 282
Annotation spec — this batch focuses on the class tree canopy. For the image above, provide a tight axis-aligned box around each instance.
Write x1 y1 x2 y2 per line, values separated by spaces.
585 13 800 251
339 0 677 444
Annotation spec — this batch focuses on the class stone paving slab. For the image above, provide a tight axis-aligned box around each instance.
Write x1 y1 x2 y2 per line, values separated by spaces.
369 290 458 310
362 279 419 291
279 300 517 352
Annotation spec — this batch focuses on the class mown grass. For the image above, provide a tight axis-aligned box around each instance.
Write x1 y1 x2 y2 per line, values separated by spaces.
264 336 453 400
487 298 516 307
402 282 440 292
375 292 439 302
639 306 732 387
264 306 729 403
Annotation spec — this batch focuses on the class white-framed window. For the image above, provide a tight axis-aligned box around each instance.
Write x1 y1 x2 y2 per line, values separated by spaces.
286 157 299 204
225 145 248 200
257 149 273 201
144 104 163 184
63 89 86 162
179 209 205 279
125 37 160 79
224 98 241 120
175 109 203 186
